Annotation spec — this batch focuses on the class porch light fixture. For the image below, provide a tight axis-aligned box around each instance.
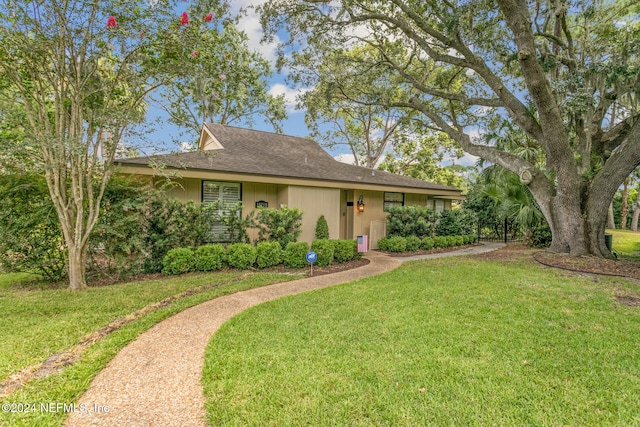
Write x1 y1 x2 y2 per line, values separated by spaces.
356 195 365 213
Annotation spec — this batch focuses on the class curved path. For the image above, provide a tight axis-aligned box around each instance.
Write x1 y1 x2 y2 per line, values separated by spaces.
65 243 503 427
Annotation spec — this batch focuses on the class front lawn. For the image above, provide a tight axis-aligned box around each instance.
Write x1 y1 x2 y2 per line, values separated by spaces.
204 255 640 426
608 229 640 260
0 270 300 427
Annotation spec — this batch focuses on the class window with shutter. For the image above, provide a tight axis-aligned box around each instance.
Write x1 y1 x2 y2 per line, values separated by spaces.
202 181 242 242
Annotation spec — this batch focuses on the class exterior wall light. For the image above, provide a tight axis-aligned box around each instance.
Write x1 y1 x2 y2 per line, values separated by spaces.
357 195 365 213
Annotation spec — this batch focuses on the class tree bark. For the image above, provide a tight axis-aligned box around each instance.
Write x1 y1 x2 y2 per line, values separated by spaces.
608 203 616 229
620 179 629 229
632 202 640 232
67 245 88 290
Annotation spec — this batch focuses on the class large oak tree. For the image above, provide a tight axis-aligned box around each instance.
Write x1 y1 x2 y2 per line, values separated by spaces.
261 0 640 257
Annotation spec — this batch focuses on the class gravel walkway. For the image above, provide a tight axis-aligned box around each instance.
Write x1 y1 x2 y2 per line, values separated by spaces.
64 243 502 427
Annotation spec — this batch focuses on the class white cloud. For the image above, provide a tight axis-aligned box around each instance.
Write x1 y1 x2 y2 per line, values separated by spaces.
179 141 196 152
229 1 280 65
268 83 310 112
334 153 357 165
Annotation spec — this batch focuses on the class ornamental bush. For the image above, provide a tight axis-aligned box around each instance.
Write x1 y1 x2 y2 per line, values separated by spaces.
333 239 359 262
311 239 334 267
377 237 390 252
386 205 436 238
255 206 303 249
0 173 67 281
315 215 330 240
386 236 407 253
405 235 421 252
256 241 283 269
421 237 435 250
226 243 257 269
194 244 226 272
433 236 448 248
284 241 309 268
435 208 478 236
162 248 196 275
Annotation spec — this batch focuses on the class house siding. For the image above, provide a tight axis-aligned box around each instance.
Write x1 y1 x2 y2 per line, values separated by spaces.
148 176 453 248
285 186 341 243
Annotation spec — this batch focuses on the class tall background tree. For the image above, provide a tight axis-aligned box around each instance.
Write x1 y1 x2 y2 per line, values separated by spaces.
293 37 464 181
261 0 640 257
0 0 228 289
157 22 287 144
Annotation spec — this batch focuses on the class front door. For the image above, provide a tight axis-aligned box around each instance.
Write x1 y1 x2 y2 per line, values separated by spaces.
340 190 354 240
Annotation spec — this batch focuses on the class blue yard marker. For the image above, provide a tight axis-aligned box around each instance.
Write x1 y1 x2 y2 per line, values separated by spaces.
306 251 317 275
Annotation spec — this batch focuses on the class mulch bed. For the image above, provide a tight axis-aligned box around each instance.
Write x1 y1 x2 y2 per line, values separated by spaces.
533 251 640 280
469 244 640 280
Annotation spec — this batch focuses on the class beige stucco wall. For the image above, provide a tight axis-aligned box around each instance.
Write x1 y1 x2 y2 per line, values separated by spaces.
284 186 341 244
152 176 454 248
162 177 201 202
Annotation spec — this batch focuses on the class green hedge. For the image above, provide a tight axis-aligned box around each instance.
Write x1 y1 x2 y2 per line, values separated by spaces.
163 248 196 275
194 244 226 272
256 241 283 269
226 243 257 269
311 239 334 267
161 238 362 276
284 242 309 268
332 239 360 262
378 234 477 253
405 236 421 252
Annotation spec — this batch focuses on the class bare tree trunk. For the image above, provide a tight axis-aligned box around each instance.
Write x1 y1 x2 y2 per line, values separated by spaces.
620 179 629 229
67 245 88 290
632 202 640 232
608 203 616 229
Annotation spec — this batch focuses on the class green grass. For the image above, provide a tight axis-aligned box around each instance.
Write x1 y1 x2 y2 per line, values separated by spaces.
608 228 640 260
0 271 242 384
0 271 300 427
204 257 640 426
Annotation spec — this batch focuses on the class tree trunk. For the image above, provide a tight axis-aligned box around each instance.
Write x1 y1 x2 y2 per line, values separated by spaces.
632 202 640 231
67 244 88 290
608 203 616 229
620 179 629 229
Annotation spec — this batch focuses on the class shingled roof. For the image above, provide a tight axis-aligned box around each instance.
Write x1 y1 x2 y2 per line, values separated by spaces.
118 124 461 193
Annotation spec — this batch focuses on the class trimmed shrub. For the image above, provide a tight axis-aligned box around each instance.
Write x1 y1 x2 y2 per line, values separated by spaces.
311 239 334 267
445 236 457 247
284 241 309 268
315 215 330 240
386 205 436 238
256 241 283 269
333 240 359 262
194 244 226 272
255 206 303 249
377 237 390 252
386 236 407 253
433 236 448 248
226 243 257 269
405 235 421 252
421 237 435 250
454 235 465 246
465 234 478 244
162 248 196 275
435 208 478 236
